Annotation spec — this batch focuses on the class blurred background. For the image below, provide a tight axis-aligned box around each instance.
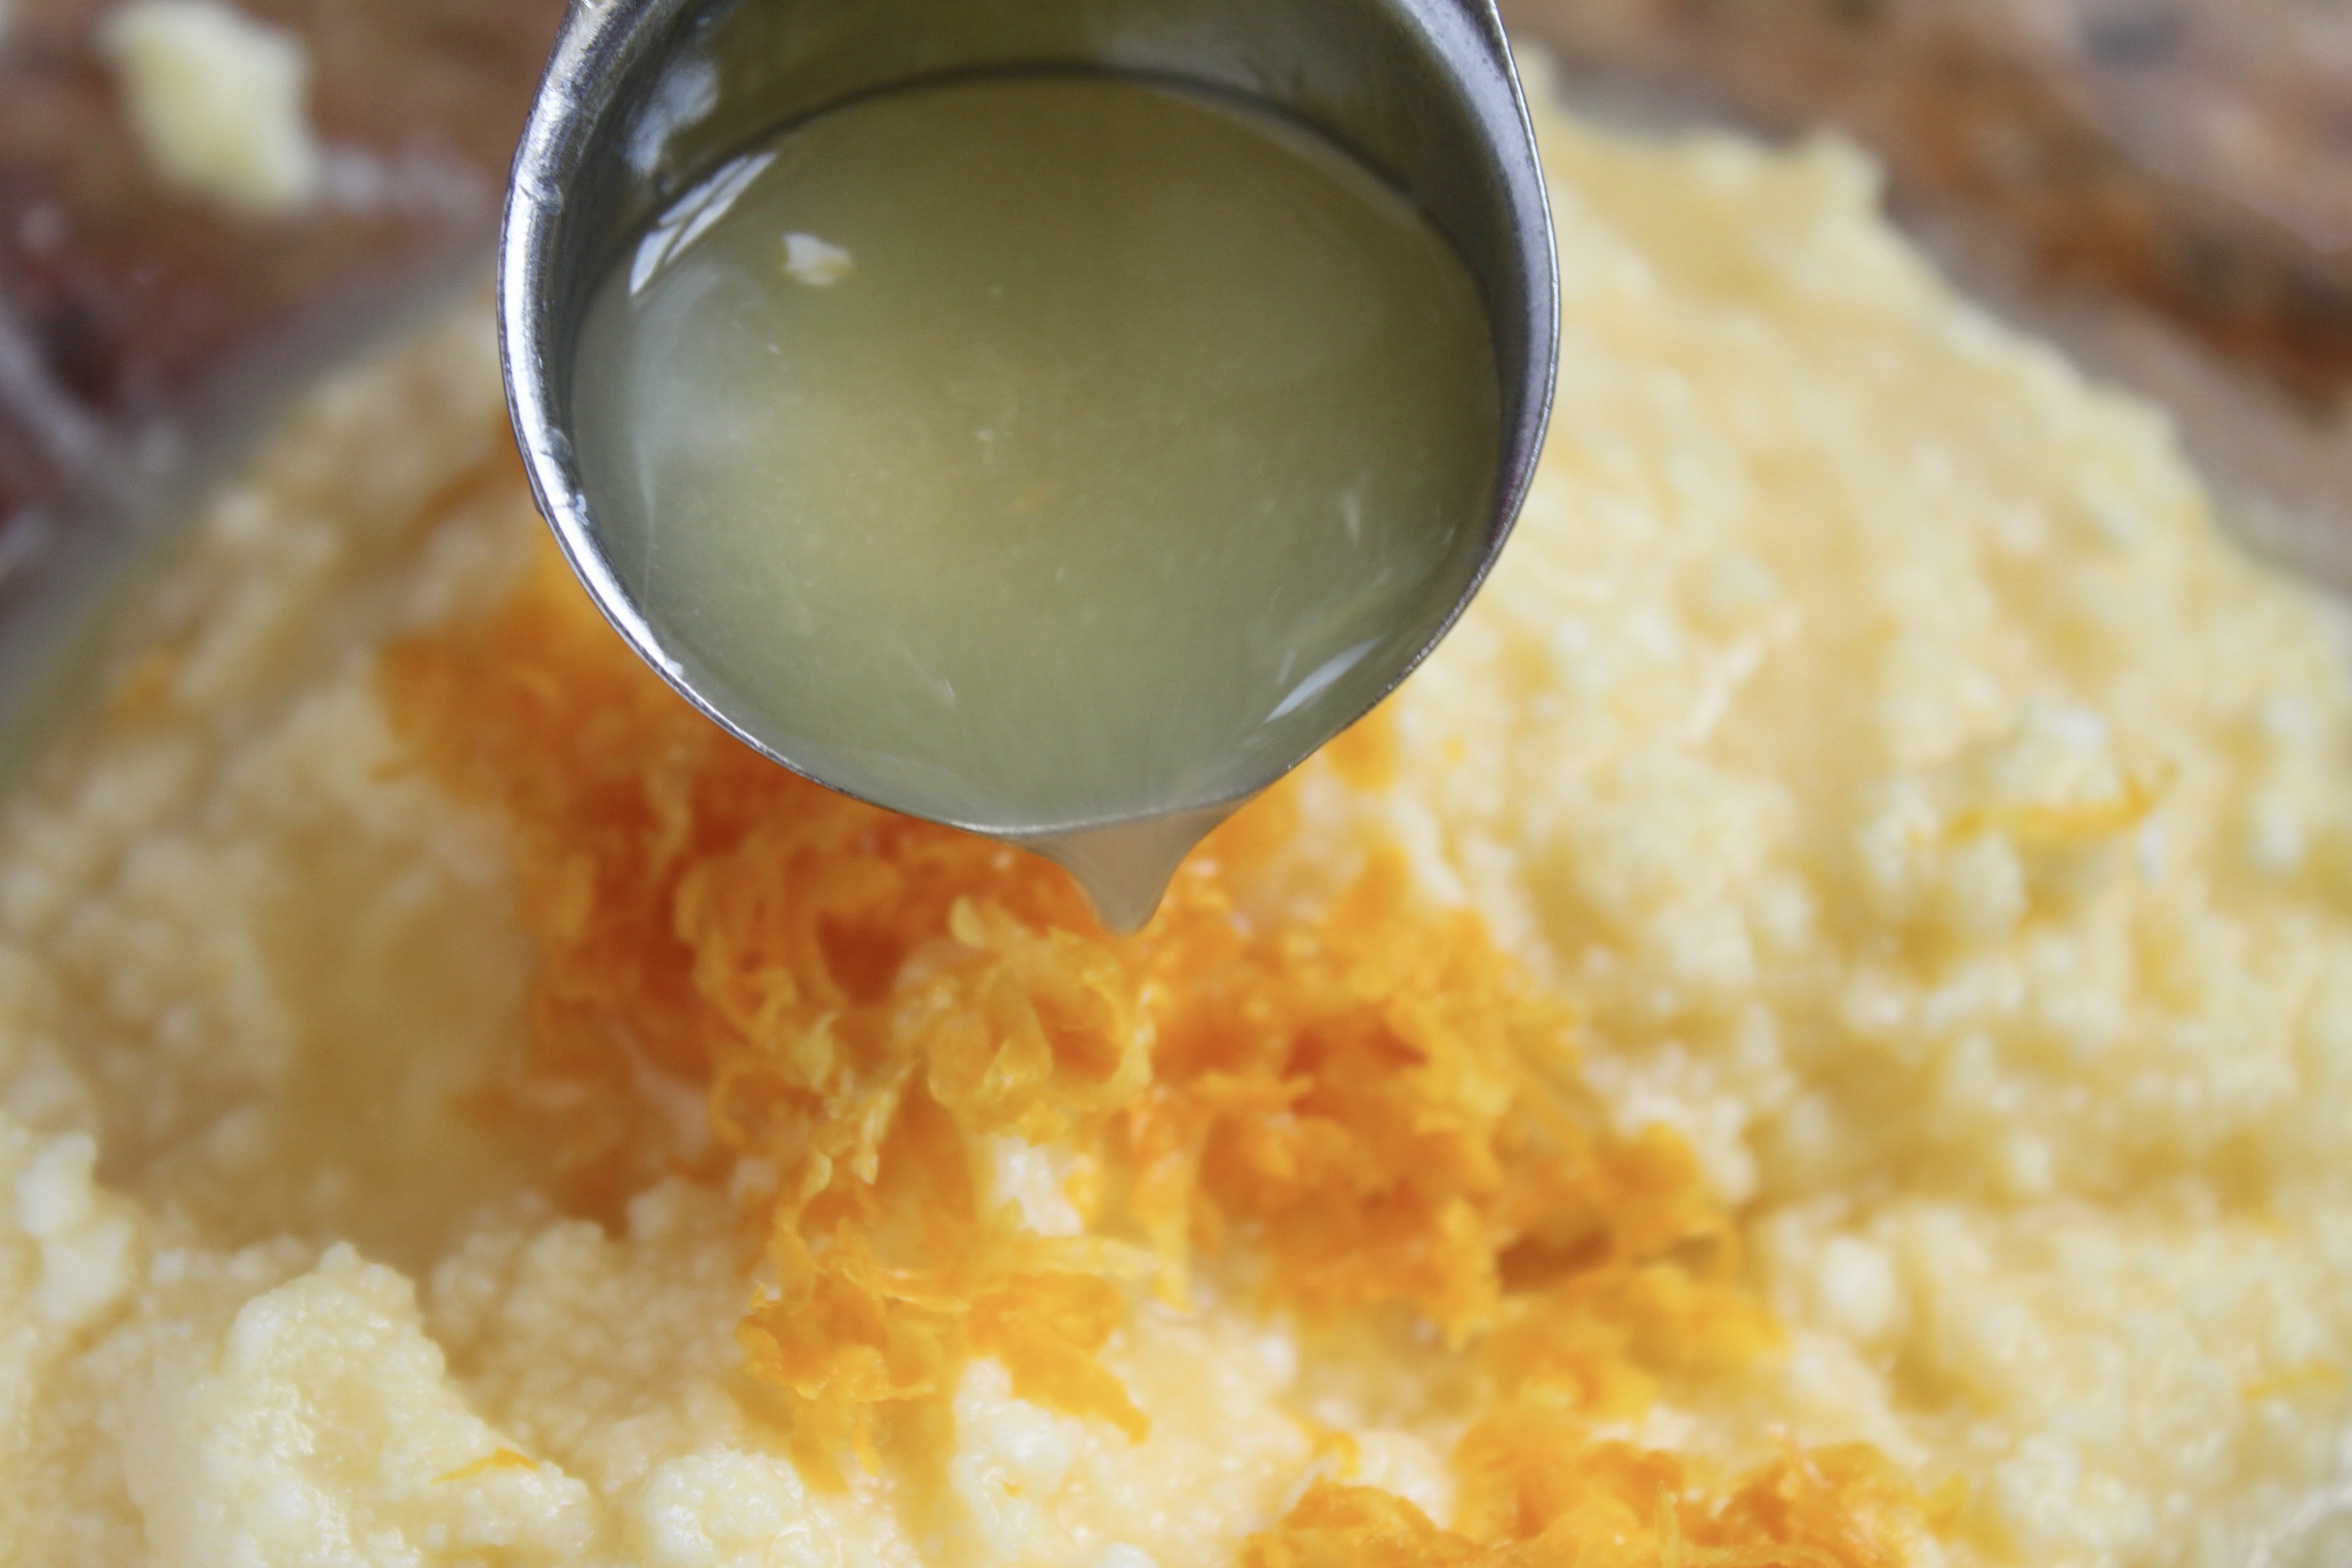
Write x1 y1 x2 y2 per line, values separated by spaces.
3 0 2352 631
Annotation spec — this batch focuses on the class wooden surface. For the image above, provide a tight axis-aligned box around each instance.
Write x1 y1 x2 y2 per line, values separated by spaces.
0 0 564 523
1508 0 2352 407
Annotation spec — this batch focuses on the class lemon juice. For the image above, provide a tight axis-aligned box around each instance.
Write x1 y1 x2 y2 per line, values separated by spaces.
573 72 1501 926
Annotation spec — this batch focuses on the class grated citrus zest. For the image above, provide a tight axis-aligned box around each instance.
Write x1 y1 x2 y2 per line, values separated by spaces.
382 541 1941 1557
1945 767 2172 845
433 1449 538 1484
1244 1419 1934 1568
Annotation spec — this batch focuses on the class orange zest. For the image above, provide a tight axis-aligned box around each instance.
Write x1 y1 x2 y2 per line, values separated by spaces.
433 1449 538 1484
381 537 1940 1558
1244 1431 1937 1568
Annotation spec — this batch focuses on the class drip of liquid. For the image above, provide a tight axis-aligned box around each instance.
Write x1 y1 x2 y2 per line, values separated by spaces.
1022 803 1243 935
573 72 1501 928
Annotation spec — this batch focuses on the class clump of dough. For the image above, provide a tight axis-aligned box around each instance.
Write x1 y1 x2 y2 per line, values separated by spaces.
102 0 321 216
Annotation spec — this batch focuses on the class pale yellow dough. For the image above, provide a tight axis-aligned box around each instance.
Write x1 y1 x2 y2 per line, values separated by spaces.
5 89 2351 1568
103 0 321 216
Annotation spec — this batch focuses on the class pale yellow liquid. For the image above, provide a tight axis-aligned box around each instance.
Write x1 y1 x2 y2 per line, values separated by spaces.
574 74 1501 927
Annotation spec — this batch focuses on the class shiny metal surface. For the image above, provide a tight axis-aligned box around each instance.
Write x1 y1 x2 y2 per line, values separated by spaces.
499 0 1560 839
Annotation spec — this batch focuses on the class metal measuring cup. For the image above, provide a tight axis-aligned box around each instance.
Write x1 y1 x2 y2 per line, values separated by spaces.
499 0 1560 926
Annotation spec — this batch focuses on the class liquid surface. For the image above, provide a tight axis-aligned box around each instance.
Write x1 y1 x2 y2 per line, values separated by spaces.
573 73 1501 925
